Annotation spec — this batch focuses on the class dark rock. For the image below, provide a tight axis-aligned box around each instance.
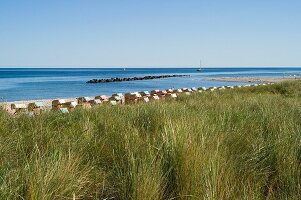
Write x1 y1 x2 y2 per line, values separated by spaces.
87 74 190 84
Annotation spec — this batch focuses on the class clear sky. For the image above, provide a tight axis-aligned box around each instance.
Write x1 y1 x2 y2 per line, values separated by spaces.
0 0 300 68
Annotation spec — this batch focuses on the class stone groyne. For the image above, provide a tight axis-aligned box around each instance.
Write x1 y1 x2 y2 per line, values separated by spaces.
86 75 190 83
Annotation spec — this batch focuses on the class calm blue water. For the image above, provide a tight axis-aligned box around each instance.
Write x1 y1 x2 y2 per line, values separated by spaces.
0 67 300 101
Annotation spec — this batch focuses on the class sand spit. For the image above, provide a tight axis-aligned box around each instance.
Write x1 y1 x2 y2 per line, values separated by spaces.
206 76 301 83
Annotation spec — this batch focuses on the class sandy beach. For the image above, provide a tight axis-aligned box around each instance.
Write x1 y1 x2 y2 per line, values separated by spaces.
1 76 300 114
206 76 301 83
0 98 77 114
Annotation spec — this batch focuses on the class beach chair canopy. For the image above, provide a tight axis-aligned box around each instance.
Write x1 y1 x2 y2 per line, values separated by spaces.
198 87 206 90
151 90 160 94
94 99 102 104
77 97 92 103
95 95 108 100
167 89 174 93
135 93 142 98
29 102 45 107
28 102 45 111
128 92 141 98
52 99 66 105
113 96 122 101
65 101 78 108
112 93 123 97
89 99 102 105
140 91 150 96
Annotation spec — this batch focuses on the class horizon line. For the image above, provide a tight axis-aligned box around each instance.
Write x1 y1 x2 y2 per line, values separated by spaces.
0 66 301 69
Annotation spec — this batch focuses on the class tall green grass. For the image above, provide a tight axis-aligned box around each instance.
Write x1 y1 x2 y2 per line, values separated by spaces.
1 81 301 199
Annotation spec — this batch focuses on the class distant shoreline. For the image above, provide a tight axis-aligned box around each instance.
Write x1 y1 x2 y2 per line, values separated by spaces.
206 76 301 83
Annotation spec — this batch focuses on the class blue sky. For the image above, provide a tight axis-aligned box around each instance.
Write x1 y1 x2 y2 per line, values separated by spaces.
0 0 300 67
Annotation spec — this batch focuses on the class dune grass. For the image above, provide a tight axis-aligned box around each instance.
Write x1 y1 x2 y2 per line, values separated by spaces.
1 81 301 199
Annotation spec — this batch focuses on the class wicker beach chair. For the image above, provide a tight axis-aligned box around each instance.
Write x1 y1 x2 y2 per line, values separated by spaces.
125 92 142 104
62 101 78 112
110 93 125 104
166 89 174 94
151 90 160 95
174 89 183 94
95 95 109 102
181 88 191 95
150 95 160 100
208 87 217 91
182 88 188 92
198 87 207 91
157 90 168 97
88 99 102 106
28 102 47 114
52 99 66 109
77 97 92 104
191 87 198 92
166 93 177 98
11 103 27 114
139 91 151 97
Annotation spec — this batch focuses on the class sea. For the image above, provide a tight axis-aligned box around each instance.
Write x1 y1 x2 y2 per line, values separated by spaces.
0 67 300 102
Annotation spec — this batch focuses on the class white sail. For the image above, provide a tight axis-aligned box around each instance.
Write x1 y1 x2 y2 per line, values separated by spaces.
197 60 202 71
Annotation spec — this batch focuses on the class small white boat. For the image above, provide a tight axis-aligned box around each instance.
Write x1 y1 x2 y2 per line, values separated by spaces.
197 60 202 71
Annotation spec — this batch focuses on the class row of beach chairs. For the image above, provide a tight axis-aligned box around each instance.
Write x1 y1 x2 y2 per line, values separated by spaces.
9 83 273 115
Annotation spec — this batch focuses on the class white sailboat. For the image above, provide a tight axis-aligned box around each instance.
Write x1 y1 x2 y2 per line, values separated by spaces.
197 60 202 71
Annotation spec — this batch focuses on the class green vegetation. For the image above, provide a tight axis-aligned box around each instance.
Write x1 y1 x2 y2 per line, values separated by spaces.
1 81 301 199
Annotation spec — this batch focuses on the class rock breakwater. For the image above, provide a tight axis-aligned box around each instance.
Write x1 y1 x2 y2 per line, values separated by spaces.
87 74 190 83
